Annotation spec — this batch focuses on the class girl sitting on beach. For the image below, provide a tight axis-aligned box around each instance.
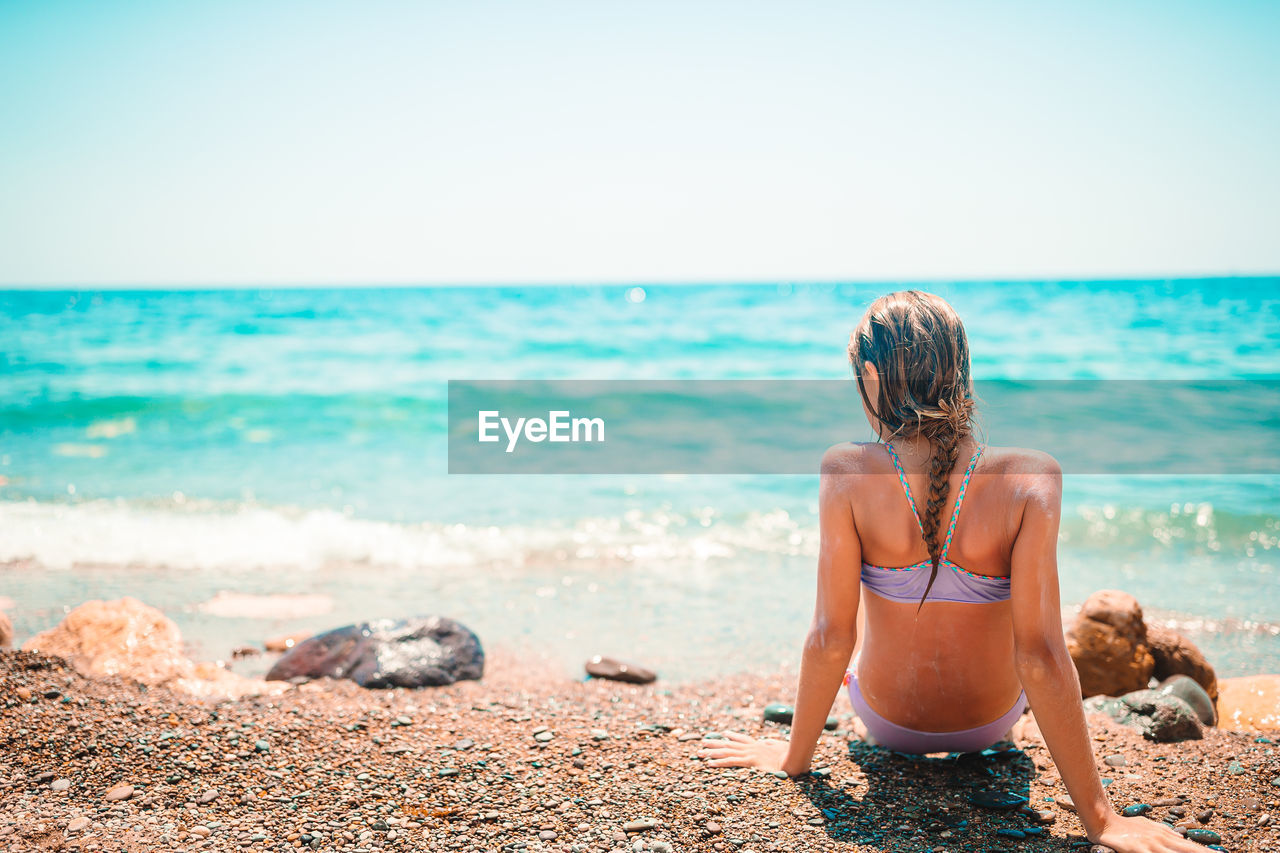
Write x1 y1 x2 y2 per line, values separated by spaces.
699 291 1203 853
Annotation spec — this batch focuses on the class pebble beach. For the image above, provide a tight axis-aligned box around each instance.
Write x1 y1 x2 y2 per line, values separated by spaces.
3 648 1278 853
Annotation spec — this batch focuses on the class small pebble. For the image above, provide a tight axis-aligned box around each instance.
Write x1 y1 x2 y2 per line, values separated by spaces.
67 817 90 832
623 818 658 833
50 778 71 792
1184 828 1221 845
968 790 1028 810
105 784 134 802
1104 754 1127 767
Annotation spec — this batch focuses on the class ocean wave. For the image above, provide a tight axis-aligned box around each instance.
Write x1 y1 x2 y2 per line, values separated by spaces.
1 492 1276 579
0 497 818 575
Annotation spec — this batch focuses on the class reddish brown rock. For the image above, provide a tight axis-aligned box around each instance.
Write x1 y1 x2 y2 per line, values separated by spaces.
0 610 12 649
584 655 657 684
264 630 313 653
21 597 282 700
1146 624 1218 704
1066 590 1154 697
22 597 190 684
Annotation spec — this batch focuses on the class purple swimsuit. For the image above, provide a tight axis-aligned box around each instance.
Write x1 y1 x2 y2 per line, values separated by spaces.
846 442 1027 754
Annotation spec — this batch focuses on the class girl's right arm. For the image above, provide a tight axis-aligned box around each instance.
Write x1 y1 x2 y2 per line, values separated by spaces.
1009 453 1201 853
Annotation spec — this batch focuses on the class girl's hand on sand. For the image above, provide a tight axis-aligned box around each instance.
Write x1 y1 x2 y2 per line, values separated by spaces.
698 731 789 773
1092 815 1207 853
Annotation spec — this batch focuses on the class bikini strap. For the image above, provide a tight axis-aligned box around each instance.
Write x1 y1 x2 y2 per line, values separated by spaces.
940 445 985 561
882 442 925 536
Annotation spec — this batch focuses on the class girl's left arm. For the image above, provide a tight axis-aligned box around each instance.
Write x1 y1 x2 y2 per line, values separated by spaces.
701 447 862 775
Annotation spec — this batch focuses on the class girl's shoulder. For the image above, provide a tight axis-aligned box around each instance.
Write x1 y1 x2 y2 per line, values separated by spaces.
819 441 887 476
975 445 1061 477
820 442 1061 482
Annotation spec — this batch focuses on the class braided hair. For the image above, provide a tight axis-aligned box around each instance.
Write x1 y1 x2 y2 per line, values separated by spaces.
849 291 976 607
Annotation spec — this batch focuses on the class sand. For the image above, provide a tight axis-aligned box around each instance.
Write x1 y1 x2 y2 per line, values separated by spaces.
1 649 1277 852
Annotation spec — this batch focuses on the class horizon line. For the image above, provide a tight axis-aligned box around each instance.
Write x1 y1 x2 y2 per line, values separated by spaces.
1 272 1278 291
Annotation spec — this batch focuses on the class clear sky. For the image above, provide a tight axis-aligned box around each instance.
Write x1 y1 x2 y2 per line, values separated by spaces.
0 0 1276 285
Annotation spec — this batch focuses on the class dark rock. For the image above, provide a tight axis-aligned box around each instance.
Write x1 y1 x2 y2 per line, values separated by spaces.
1066 590 1154 697
1122 804 1152 817
996 828 1025 839
1194 809 1213 823
1184 828 1221 845
1154 675 1216 726
1147 625 1218 703
967 790 1028 810
265 616 484 688
584 656 656 684
1085 689 1203 743
763 704 794 724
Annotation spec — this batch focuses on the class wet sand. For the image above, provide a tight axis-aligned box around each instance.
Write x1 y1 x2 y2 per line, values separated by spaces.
1 649 1277 852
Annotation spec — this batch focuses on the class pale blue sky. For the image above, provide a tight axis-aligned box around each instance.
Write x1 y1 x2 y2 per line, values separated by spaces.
0 0 1276 285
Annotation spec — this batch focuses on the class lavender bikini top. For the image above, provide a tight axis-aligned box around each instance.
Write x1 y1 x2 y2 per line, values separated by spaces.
860 442 1011 604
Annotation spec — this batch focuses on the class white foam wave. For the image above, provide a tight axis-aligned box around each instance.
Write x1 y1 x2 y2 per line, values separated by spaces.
0 498 818 575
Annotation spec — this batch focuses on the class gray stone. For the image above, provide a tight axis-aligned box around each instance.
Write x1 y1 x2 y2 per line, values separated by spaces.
1154 675 1216 726
265 616 484 688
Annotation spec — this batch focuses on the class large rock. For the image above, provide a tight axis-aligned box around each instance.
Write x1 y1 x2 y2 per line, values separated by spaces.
265 617 484 688
1216 675 1280 733
1146 624 1217 703
1066 591 1154 697
1085 688 1204 742
21 597 282 700
0 610 12 649
23 597 191 683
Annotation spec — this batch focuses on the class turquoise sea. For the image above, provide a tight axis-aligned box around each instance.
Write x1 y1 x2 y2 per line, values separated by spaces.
1 280 1277 679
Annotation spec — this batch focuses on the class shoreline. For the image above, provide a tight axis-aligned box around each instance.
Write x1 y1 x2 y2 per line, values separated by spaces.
2 649 1278 852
